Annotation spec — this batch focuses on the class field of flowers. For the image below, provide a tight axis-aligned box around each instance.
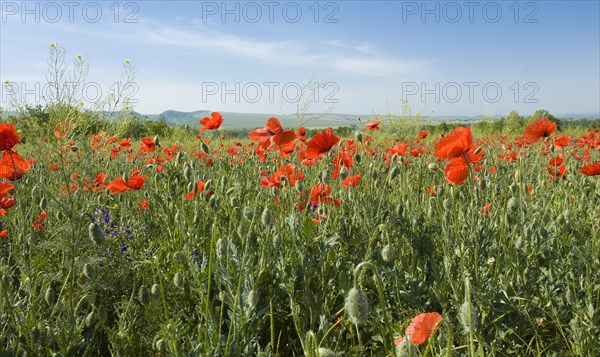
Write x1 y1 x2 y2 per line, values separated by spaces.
0 110 599 356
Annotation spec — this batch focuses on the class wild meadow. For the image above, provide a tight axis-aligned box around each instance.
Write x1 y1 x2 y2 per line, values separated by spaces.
0 50 599 357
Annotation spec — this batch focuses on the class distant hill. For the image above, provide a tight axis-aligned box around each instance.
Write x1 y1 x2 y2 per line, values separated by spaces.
139 110 369 129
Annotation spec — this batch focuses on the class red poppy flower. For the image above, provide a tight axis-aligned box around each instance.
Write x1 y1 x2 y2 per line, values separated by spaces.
305 128 340 159
0 123 21 151
0 180 14 194
404 312 443 345
184 181 207 200
580 163 600 176
199 112 224 131
139 137 156 153
547 164 567 179
296 127 307 141
444 157 469 185
54 121 74 139
310 183 340 206
434 127 473 160
0 230 7 237
249 117 296 153
0 149 31 180
416 130 429 143
548 155 564 166
523 117 556 144
0 196 16 209
553 135 571 150
140 199 149 209
341 174 361 187
364 120 380 131
387 142 408 157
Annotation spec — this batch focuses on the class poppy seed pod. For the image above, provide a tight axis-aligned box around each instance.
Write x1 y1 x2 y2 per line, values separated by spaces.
70 145 78 152
345 287 370 326
138 286 150 306
89 222 104 245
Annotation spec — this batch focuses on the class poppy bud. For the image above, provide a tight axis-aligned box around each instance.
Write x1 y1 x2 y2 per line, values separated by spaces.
321 170 330 183
193 214 200 224
236 225 245 239
175 151 183 163
395 203 404 217
85 311 96 326
563 209 572 223
261 208 272 226
153 135 160 147
294 180 303 193
122 173 129 183
173 273 185 289
75 295 88 315
247 289 259 310
138 286 150 306
243 207 254 220
509 183 518 194
215 238 227 260
318 348 336 357
201 142 210 155
355 131 363 143
187 182 194 193
151 283 161 300
97 304 107 324
381 244 394 263
428 163 438 171
443 199 452 211
30 326 41 344
459 301 480 334
474 146 483 155
345 287 370 326
507 197 519 211
183 165 191 182
514 170 521 184
45 287 56 306
83 263 96 280
436 185 444 196
273 234 281 249
70 145 78 152
208 196 218 209
354 153 361 164
479 178 486 190
371 169 378 180
220 176 227 188
89 222 104 245
339 166 348 180
39 197 47 210
279 175 287 187
388 166 400 181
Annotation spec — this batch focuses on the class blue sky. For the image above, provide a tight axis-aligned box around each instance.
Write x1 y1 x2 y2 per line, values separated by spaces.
1 0 599 117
